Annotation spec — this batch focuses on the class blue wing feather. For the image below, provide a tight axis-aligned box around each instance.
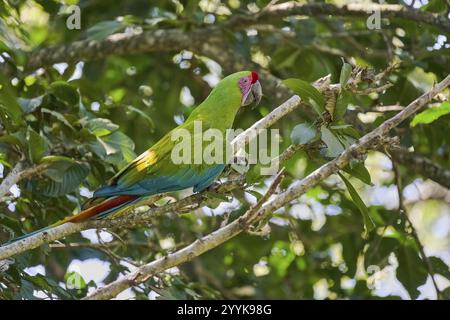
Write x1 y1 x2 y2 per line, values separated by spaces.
94 164 225 197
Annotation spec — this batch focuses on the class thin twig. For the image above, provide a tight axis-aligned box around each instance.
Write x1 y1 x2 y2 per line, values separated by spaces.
392 160 443 299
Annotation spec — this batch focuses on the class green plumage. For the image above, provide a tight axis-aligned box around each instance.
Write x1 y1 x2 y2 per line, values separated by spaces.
93 71 251 200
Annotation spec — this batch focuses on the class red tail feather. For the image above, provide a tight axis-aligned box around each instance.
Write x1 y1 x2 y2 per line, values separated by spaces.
64 195 138 223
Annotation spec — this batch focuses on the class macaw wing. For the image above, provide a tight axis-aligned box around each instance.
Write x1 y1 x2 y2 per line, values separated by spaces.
92 122 225 198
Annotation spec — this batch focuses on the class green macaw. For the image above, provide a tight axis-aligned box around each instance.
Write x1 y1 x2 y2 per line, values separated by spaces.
9 71 262 242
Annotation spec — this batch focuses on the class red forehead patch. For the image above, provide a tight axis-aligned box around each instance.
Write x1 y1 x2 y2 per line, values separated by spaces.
251 71 259 84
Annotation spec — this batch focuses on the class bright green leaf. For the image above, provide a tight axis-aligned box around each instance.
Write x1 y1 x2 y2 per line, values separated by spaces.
411 102 450 127
84 118 119 137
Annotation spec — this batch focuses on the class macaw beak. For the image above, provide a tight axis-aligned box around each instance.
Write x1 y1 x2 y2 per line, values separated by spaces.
242 80 262 107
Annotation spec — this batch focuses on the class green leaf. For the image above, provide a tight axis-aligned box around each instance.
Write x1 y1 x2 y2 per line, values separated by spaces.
421 0 447 13
41 156 77 183
0 134 23 149
26 127 46 163
268 241 295 278
18 95 44 113
101 131 136 165
32 161 89 197
396 245 428 299
87 20 124 41
127 105 155 131
290 122 318 145
334 91 352 120
338 172 375 234
84 118 119 137
50 81 79 106
364 237 399 270
41 108 75 130
343 161 372 185
411 102 450 127
341 233 364 277
339 61 352 88
282 78 325 116
320 126 344 157
65 271 87 290
0 75 23 128
428 256 450 278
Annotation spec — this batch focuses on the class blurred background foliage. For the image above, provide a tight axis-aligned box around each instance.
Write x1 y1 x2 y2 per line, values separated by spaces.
0 0 449 300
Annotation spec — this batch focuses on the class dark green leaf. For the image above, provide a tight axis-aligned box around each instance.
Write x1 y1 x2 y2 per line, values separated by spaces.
364 237 399 269
34 161 89 197
0 75 23 127
428 256 450 278
50 81 79 106
282 78 325 115
41 108 75 130
343 161 372 185
421 0 447 13
26 127 46 163
87 20 124 41
127 106 155 131
334 90 354 120
396 245 428 299
338 172 375 233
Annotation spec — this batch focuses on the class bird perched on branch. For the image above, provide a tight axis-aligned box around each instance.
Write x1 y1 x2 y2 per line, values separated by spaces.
8 71 262 243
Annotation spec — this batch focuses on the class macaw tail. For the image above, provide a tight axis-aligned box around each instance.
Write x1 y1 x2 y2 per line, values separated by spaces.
5 195 139 244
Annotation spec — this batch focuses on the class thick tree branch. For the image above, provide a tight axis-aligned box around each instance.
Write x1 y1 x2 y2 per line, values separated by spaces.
239 2 450 33
1 2 445 76
84 74 450 300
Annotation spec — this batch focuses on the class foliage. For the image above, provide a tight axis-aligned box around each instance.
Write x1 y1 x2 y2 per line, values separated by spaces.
0 0 449 300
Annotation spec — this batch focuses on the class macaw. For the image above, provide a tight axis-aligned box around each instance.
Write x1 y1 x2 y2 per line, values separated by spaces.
9 71 262 242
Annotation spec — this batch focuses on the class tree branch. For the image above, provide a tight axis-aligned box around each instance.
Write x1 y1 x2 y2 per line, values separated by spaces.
392 160 443 299
389 146 450 189
84 170 285 300
0 162 24 199
83 74 450 300
1 2 445 77
231 2 450 33
0 162 47 200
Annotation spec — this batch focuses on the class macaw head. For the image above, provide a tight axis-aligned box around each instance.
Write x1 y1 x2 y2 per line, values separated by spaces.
238 71 262 107
213 71 262 107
